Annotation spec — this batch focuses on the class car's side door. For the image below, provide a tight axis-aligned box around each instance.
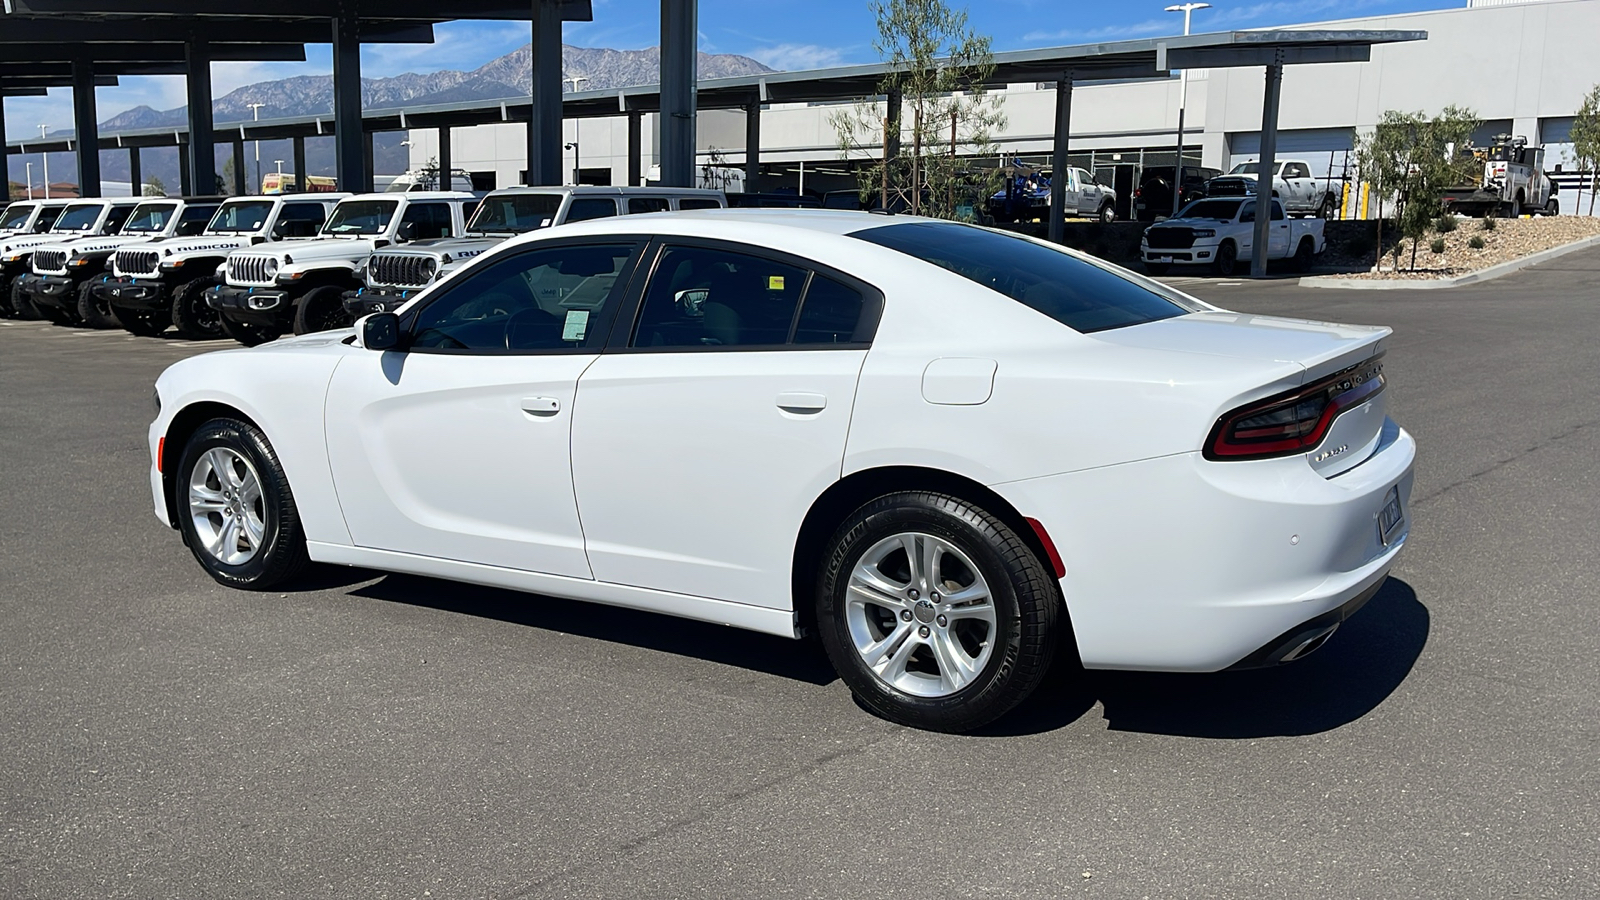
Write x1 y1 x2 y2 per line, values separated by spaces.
1268 200 1292 256
1078 169 1105 215
324 239 644 577
569 239 882 609
1282 162 1312 211
1056 168 1083 216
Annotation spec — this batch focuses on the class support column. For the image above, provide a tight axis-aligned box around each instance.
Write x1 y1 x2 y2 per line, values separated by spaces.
185 41 214 196
231 138 246 195
292 136 307 192
744 101 760 193
658 0 697 187
437 125 451 190
0 86 9 189
1049 72 1073 244
627 109 642 187
1251 55 1283 279
331 14 365 194
178 142 192 196
72 59 101 198
527 0 563 186
129 147 142 196
363 130 375 192
885 86 902 159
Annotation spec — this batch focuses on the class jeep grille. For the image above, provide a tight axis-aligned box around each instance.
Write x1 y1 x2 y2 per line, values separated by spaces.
32 249 67 275
228 254 275 285
116 249 160 277
369 252 437 288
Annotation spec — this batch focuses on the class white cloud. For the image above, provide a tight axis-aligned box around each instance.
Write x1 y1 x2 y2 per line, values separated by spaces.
1022 19 1171 44
745 43 849 72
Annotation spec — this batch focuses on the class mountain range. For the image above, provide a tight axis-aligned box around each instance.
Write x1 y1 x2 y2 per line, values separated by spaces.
9 44 775 193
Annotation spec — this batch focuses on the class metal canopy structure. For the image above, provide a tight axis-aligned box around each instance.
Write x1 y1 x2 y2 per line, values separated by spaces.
1 0 593 197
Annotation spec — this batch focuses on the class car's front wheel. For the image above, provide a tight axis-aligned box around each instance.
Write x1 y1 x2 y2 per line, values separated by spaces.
1213 240 1239 276
816 491 1061 732
171 277 223 339
218 314 278 347
77 281 120 329
176 417 310 589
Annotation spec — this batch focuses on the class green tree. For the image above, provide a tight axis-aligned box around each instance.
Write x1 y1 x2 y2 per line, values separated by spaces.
143 175 167 197
831 0 1005 220
1355 106 1479 271
1571 83 1600 216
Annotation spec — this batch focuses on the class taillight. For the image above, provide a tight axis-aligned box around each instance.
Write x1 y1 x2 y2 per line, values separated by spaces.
1205 355 1385 461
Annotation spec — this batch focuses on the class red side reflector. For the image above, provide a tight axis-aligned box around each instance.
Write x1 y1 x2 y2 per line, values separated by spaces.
156 436 165 473
1025 517 1067 580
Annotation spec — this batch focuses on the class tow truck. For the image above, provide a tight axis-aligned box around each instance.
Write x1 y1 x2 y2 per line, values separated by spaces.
1441 135 1559 218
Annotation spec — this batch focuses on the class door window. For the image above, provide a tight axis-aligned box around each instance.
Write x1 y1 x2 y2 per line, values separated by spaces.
408 243 637 353
397 202 456 240
103 205 136 234
676 197 722 210
176 205 218 236
627 197 671 215
273 202 328 238
1240 201 1286 222
632 245 808 348
565 198 618 222
1284 163 1311 179
792 276 867 345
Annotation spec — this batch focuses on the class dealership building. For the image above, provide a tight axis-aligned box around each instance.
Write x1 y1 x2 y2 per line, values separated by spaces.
406 0 1600 216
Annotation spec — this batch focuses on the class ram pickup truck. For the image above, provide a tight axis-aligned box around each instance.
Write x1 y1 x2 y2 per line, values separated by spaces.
344 185 726 319
2 198 141 320
1205 159 1339 218
1141 197 1324 276
95 192 347 338
19 197 221 328
207 191 477 344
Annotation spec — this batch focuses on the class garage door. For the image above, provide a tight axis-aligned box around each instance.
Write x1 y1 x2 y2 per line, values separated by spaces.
1228 128 1356 180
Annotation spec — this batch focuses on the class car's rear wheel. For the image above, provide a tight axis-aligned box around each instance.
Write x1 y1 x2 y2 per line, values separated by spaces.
293 284 355 335
816 491 1060 732
171 277 223 340
112 304 171 337
219 314 278 347
176 417 310 589
1318 193 1339 219
77 280 120 329
1292 238 1315 273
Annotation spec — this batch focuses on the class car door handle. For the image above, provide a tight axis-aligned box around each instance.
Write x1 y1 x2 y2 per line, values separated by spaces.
520 396 560 417
776 391 827 413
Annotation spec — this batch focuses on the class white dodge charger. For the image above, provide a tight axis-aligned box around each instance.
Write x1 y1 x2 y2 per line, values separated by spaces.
147 209 1414 732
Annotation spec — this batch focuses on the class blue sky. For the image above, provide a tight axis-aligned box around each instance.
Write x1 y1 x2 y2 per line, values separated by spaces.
4 0 1457 142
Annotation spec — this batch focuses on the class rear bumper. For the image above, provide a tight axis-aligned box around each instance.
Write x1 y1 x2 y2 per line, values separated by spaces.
991 418 1416 672
342 286 416 317
97 276 169 309
209 284 293 329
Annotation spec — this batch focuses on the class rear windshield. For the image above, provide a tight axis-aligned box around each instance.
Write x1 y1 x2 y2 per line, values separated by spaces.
52 204 103 232
0 203 33 231
851 221 1201 334
122 203 179 233
468 193 562 234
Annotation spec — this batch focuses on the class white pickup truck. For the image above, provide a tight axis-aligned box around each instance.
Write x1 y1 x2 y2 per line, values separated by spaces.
1140 197 1325 276
1204 159 1339 218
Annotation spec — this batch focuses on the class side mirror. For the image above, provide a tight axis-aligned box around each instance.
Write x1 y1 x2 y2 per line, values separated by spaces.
360 312 401 351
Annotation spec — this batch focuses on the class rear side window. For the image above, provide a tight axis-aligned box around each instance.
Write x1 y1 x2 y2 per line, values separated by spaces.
103 205 136 234
793 276 865 345
676 198 722 211
628 197 670 215
852 222 1201 334
565 198 617 222
33 206 64 232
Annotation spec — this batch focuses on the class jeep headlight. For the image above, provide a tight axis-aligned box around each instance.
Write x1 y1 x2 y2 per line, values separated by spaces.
421 257 439 281
264 257 280 279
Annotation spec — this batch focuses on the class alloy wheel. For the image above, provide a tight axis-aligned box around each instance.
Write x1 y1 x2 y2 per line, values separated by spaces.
188 447 267 566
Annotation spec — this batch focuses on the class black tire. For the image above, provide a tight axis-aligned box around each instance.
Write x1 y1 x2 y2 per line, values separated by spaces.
1098 203 1115 223
77 280 120 329
36 299 76 326
171 277 223 340
1318 193 1339 219
218 314 278 347
1292 238 1315 273
815 491 1061 733
293 284 355 335
0 275 16 316
112 304 171 337
10 279 44 320
1213 240 1239 276
1144 262 1171 276
1542 198 1559 217
175 417 311 590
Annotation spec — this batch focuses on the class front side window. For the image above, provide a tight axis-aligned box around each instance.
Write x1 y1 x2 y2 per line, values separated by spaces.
409 243 636 353
627 197 670 215
0 204 33 231
325 200 400 235
677 197 722 211
467 193 563 234
32 206 64 232
52 204 102 232
176 205 219 236
852 221 1201 334
564 198 617 222
397 202 456 240
208 200 276 233
1285 163 1311 179
122 203 178 234
274 202 329 238
632 246 807 348
103 205 136 234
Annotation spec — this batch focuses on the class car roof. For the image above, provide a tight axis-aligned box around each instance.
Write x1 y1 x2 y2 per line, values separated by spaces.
341 190 478 202
524 207 912 241
485 185 724 197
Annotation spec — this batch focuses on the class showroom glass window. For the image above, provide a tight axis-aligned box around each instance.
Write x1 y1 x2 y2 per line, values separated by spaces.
408 243 637 353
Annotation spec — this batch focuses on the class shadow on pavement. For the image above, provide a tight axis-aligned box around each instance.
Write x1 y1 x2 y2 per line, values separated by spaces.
983 578 1429 739
348 572 840 686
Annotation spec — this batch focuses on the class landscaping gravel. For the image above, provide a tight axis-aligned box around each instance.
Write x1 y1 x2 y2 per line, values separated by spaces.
1333 215 1600 280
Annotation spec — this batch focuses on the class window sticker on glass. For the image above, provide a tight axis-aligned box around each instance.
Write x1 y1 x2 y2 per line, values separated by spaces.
562 309 591 342
768 275 785 290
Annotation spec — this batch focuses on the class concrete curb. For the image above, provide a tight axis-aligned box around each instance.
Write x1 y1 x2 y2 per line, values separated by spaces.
1298 233 1600 290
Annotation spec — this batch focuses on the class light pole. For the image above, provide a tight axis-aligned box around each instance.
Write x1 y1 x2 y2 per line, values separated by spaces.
38 125 50 199
274 159 284 175
26 162 33 200
564 76 588 186
565 141 580 185
247 102 266 194
1166 2 1210 217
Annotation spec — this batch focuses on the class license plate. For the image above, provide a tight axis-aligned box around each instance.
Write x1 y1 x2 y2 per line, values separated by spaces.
1378 486 1404 546
1155 255 1173 263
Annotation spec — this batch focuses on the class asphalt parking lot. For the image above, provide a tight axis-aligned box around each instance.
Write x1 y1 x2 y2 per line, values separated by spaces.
3 250 1598 899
